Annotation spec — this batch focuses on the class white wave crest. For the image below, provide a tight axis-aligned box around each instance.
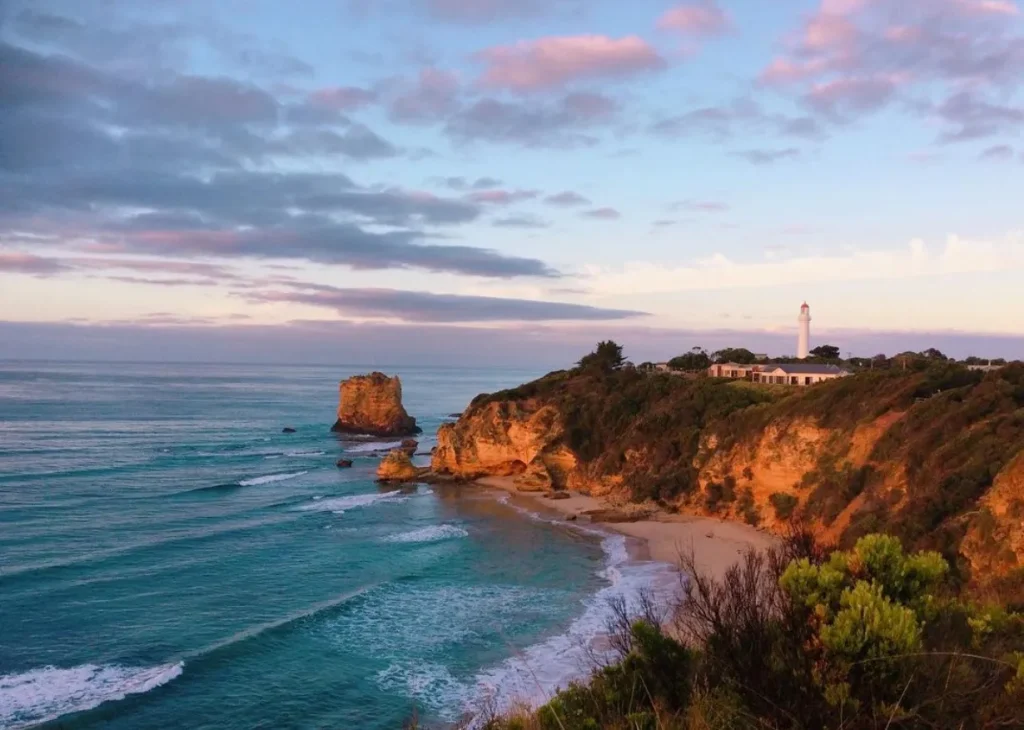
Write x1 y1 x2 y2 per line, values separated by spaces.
343 441 403 454
283 450 325 458
294 490 405 514
383 525 468 544
238 471 308 486
0 662 183 729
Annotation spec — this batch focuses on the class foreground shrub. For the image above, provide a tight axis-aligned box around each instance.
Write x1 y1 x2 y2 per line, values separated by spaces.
479 531 1024 730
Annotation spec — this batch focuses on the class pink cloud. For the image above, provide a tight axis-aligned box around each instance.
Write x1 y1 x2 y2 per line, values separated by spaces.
805 75 902 118
657 2 730 35
465 189 539 205
0 252 68 274
954 0 1020 16
476 35 666 92
759 0 1024 137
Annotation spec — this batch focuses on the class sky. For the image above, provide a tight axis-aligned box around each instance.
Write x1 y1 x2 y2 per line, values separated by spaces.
1 0 1023 366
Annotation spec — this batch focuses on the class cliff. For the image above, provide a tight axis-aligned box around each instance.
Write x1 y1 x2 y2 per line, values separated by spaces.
433 400 577 491
432 362 1024 598
331 372 420 437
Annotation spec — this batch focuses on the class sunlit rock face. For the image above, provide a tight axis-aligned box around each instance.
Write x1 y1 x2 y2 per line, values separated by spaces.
331 372 420 437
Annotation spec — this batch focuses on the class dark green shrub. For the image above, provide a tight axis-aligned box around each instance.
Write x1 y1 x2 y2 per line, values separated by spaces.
769 492 798 520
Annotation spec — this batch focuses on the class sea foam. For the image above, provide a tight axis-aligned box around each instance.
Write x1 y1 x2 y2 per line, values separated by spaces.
461 509 681 725
343 441 403 454
294 490 405 515
238 471 308 486
382 524 468 544
0 662 183 729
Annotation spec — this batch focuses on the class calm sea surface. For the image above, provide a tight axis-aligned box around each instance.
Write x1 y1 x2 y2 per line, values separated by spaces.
0 362 673 730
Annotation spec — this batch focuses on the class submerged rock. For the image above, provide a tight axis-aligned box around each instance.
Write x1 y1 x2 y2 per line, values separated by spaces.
376 449 419 482
282 427 297 433
330 372 420 437
336 459 353 468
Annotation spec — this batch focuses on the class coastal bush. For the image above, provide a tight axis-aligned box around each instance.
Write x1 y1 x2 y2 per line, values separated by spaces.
769 492 798 520
737 487 760 525
479 533 1024 730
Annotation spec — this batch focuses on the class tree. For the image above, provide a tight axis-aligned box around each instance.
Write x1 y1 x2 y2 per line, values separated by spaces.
809 344 840 360
920 347 948 360
711 347 757 364
577 340 626 373
668 349 710 372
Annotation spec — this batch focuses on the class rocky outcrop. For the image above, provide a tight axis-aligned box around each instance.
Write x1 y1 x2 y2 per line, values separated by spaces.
331 372 420 437
962 452 1024 580
432 400 577 491
377 449 420 482
336 459 353 468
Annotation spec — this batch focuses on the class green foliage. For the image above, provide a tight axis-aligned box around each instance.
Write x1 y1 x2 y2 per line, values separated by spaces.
488 534 1024 730
820 580 922 659
737 487 760 525
769 492 798 520
810 344 841 360
577 340 626 373
710 347 757 364
529 621 693 730
668 350 711 372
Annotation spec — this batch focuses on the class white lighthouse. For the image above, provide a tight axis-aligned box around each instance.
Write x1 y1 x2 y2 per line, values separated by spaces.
797 302 811 359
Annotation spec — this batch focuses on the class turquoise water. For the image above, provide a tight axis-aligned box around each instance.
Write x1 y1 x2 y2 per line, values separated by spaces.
0 362 674 729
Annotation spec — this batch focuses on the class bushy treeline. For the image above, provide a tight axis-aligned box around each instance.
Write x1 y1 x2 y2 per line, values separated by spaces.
476 533 1024 730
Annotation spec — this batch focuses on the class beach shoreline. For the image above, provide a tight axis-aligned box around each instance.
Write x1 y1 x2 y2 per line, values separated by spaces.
474 476 778 584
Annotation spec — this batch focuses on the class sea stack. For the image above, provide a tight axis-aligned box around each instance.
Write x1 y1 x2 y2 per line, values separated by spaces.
376 449 419 482
331 372 421 437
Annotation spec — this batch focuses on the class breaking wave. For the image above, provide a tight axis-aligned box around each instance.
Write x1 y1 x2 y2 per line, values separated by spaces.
382 524 469 544
238 471 308 487
0 662 184 730
293 490 406 515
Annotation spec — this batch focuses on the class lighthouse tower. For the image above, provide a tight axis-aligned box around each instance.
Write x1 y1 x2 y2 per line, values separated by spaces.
797 302 811 359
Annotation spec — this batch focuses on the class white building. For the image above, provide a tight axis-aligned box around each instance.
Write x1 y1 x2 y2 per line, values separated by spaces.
797 302 811 359
752 363 850 386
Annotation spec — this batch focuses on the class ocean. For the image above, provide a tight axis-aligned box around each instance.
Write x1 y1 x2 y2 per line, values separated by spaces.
0 362 676 730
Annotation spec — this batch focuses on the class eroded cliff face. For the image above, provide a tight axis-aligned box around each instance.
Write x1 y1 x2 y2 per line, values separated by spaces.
692 414 903 540
432 400 578 491
962 452 1024 581
331 372 420 437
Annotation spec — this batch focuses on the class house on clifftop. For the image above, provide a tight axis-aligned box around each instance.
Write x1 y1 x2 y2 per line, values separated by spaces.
752 363 850 386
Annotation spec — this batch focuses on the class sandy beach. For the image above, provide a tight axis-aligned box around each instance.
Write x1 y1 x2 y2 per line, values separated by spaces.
475 476 778 583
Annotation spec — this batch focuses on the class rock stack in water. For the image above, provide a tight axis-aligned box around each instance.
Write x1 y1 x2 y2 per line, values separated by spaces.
376 449 419 482
330 372 421 437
